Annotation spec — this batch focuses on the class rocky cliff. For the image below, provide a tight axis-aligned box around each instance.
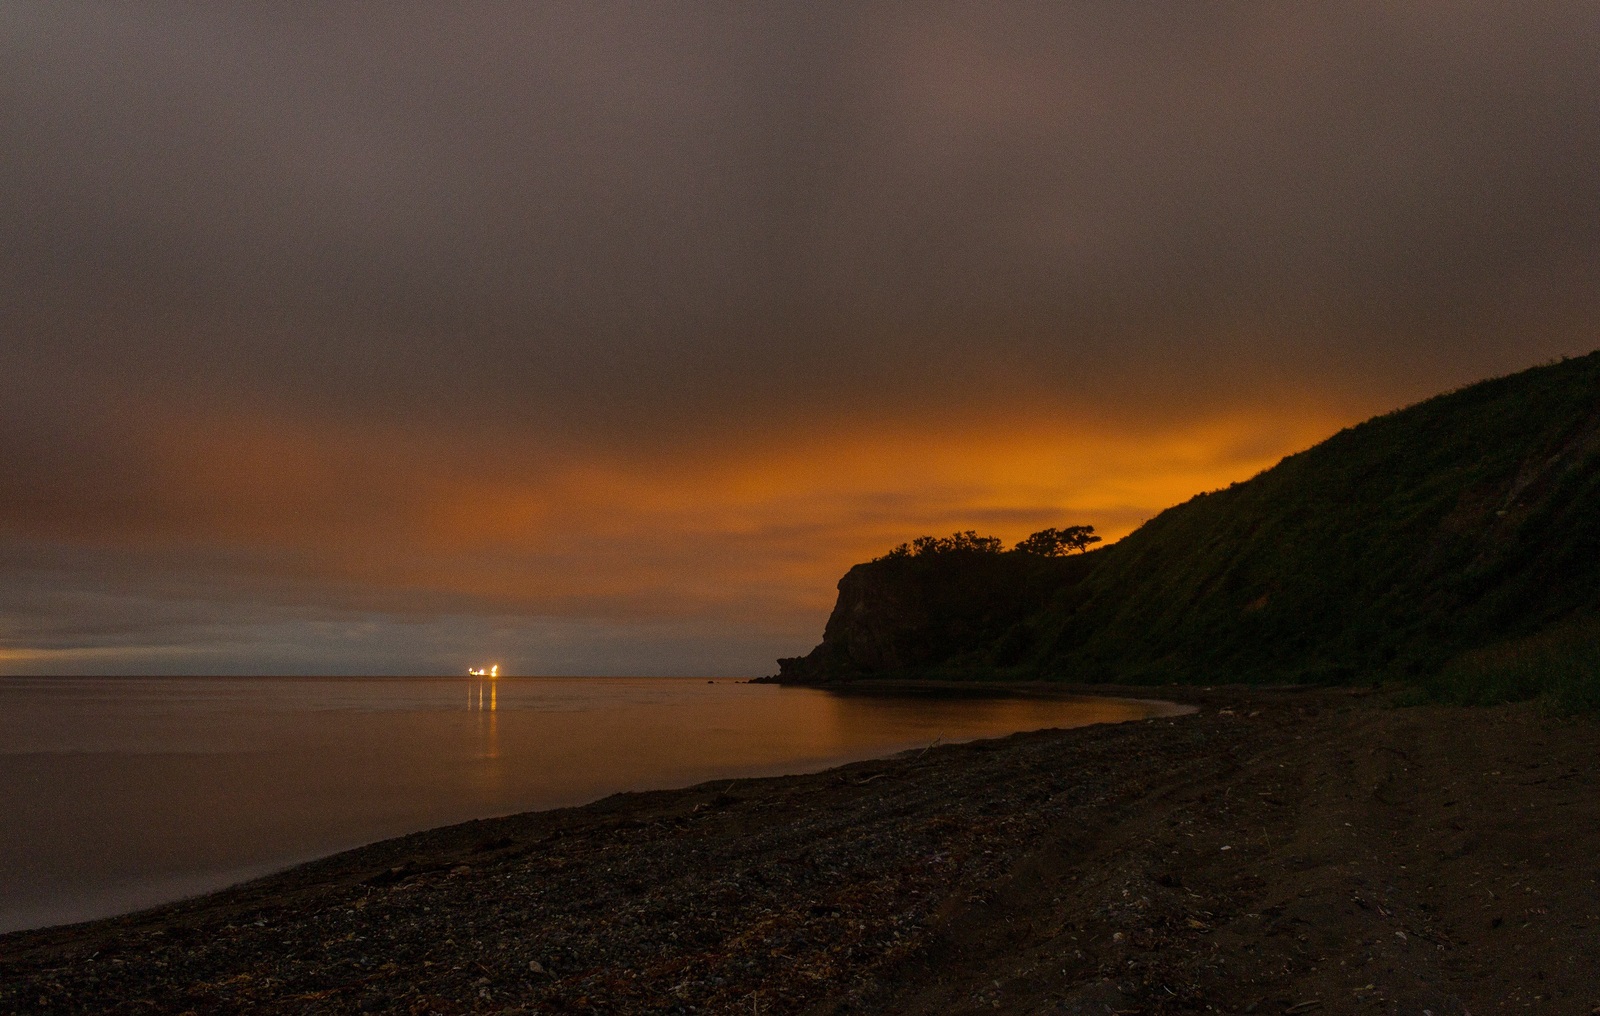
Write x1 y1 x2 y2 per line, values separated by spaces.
776 548 1094 682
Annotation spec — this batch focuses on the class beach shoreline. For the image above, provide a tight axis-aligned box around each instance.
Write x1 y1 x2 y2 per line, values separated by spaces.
4 685 1596 1014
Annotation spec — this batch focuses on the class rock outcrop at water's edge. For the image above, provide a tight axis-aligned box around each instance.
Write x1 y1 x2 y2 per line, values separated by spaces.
777 550 1094 682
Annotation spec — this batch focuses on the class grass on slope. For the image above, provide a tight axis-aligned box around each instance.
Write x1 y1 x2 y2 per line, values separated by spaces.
1412 615 1600 714
1032 352 1600 690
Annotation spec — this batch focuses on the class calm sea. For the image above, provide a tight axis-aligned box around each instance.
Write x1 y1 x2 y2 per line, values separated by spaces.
0 676 1177 934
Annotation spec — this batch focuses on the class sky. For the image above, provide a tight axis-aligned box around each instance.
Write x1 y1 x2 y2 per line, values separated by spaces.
3 2 1598 676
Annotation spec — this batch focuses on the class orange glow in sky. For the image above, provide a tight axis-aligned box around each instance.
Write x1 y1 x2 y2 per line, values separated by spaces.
4 4 1597 676
1 399 1362 633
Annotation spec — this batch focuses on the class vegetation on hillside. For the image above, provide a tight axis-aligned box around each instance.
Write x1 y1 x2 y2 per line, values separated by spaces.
1014 525 1101 556
878 526 1100 560
1407 615 1600 714
780 353 1600 710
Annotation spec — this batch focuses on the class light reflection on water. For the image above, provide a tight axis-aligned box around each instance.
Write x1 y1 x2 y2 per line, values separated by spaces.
0 677 1180 934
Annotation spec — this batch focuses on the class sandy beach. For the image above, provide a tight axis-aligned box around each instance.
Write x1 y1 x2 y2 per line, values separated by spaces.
3 686 1596 1014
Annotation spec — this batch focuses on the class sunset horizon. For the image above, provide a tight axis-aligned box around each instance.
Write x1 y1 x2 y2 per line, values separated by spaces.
6 4 1597 677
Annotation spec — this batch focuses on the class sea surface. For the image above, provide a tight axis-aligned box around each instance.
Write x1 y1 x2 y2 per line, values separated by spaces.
0 676 1176 934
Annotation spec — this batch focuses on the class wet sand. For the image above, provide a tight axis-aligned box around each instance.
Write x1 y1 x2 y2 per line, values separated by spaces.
2 685 1597 1014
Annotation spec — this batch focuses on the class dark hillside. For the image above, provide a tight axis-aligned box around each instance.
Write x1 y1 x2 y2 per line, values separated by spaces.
1045 351 1600 682
779 352 1600 694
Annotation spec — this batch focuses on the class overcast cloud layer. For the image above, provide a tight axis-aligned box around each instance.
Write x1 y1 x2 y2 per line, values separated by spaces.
3 3 1597 674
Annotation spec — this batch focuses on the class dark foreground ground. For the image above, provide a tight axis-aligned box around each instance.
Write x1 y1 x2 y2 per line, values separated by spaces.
3 686 1597 1015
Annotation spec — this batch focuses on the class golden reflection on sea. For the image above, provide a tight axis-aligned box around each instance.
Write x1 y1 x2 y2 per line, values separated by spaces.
469 679 500 764
0 676 1182 934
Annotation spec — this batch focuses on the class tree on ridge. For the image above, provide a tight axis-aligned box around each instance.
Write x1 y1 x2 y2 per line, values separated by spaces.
881 530 1005 559
877 526 1100 560
1013 525 1100 556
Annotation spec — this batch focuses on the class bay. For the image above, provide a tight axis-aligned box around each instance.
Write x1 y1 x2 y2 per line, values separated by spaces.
0 676 1176 934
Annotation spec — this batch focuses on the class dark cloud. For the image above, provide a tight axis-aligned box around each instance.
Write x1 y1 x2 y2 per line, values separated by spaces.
3 3 1597 672
7 3 1597 420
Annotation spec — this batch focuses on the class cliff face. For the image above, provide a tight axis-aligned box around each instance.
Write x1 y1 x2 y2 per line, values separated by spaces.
779 352 1600 688
776 550 1093 681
